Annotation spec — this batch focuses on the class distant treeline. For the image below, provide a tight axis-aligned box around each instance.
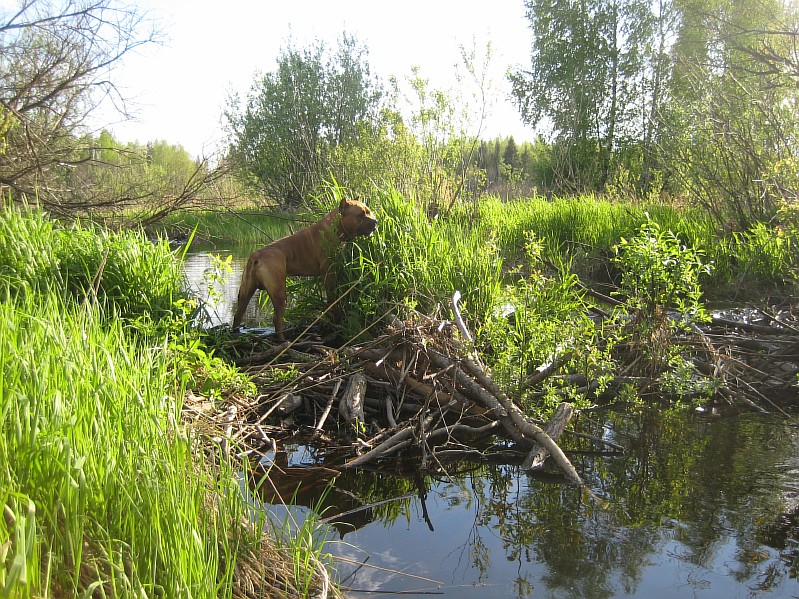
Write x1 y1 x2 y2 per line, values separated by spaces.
2 0 798 234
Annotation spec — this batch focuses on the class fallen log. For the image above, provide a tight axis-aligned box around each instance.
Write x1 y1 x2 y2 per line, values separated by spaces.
522 402 574 471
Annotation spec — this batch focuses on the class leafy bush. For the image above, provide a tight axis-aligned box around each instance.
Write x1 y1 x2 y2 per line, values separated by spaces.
0 207 191 324
477 235 613 412
612 220 711 378
613 221 711 323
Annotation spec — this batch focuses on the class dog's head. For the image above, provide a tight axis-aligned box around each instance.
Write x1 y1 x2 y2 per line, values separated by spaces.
337 197 377 241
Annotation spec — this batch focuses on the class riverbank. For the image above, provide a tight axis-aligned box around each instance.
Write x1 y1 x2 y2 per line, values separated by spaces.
0 208 335 598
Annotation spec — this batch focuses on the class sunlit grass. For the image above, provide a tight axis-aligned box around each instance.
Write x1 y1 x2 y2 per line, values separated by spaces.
0 208 330 597
0 292 229 595
159 209 297 246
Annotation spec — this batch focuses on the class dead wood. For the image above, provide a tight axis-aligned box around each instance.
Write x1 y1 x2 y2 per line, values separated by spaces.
339 373 367 427
184 300 799 493
185 312 592 485
522 402 574 471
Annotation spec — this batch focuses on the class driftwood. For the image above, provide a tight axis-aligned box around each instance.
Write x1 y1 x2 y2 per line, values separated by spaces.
184 312 593 485
184 299 799 490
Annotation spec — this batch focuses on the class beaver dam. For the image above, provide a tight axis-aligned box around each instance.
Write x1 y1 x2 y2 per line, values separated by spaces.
179 272 799 597
184 295 799 484
178 243 799 597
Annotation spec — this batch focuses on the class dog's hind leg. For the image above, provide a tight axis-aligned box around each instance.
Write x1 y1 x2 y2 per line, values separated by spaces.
264 275 287 340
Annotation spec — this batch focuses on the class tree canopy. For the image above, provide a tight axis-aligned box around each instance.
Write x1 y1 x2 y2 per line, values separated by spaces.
224 33 382 207
509 0 799 226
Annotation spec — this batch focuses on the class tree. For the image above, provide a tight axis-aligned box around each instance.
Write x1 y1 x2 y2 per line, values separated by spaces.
225 33 381 207
639 0 678 193
662 0 799 227
509 0 655 192
0 0 159 212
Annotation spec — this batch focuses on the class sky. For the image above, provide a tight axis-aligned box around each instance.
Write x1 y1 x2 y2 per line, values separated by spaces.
92 0 537 158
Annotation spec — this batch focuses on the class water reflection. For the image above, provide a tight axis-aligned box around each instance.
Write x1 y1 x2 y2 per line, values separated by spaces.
252 412 799 598
183 246 270 328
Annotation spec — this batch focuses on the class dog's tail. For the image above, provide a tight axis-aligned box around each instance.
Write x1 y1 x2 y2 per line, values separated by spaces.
232 258 256 329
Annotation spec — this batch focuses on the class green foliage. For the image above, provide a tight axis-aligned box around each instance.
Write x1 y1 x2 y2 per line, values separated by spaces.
69 131 223 226
510 0 655 191
0 207 192 327
735 224 796 282
171 336 255 399
159 208 296 246
478 235 613 413
0 292 217 596
225 33 381 206
0 206 322 597
0 204 62 294
613 220 711 324
507 0 799 212
286 187 503 338
612 220 711 379
199 253 234 320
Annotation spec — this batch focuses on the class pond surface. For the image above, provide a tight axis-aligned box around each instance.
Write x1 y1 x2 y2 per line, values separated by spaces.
183 245 270 329
185 247 799 599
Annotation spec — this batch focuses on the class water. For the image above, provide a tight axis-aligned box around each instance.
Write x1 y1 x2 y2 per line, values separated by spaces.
241 412 799 599
185 248 799 599
183 245 270 328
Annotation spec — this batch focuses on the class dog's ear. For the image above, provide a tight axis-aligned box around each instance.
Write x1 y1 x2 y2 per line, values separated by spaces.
338 197 349 213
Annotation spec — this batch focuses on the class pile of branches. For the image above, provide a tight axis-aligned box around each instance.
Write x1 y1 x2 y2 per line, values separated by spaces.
562 281 799 410
183 300 799 492
185 313 593 486
692 308 799 410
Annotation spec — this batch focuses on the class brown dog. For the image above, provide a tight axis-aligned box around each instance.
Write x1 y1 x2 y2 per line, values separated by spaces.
232 198 377 338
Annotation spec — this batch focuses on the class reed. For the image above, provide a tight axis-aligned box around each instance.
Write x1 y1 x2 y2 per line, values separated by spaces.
461 195 717 266
285 187 795 340
0 292 222 596
0 208 190 324
450 194 792 299
0 208 330 597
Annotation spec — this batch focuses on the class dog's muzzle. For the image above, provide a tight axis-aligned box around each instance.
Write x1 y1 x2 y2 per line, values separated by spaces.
361 218 378 236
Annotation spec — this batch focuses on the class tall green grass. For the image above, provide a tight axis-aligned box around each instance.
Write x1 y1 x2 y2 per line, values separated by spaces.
452 195 793 298
158 209 296 247
459 195 717 271
0 293 230 596
305 187 505 336
0 208 189 323
0 208 325 597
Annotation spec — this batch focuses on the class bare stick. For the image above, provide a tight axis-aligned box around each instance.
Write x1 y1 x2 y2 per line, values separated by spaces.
314 378 342 431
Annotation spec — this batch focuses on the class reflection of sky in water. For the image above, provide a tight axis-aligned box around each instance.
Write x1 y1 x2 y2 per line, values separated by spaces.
244 415 799 599
326 471 796 599
183 250 269 328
